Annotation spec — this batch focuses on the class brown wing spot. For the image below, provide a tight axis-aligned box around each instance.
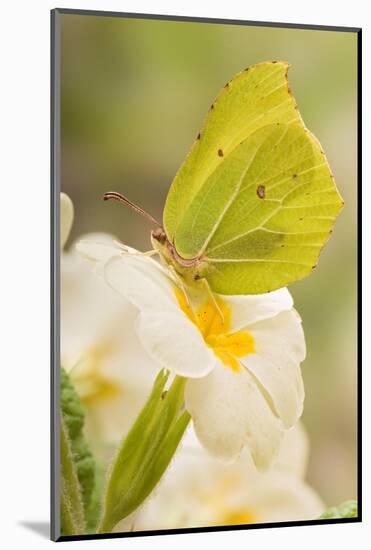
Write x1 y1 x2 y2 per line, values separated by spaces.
257 185 265 199
197 133 201 140
224 81 230 88
218 148 224 157
293 173 297 178
210 104 214 111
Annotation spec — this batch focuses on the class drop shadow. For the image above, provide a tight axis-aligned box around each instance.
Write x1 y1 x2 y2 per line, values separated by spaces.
18 521 50 539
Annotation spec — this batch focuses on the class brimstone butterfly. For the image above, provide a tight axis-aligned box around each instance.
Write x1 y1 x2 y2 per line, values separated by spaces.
105 61 343 295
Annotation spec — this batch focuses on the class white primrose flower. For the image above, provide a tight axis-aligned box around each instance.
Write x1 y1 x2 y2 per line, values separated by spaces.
60 192 74 249
119 423 324 531
77 238 306 470
60 194 155 447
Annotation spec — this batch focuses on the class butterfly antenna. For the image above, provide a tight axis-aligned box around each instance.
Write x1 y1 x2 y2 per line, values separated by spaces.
103 191 161 227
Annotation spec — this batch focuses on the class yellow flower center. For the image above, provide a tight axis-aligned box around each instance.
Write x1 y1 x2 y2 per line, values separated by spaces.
220 508 257 526
200 472 258 526
174 288 255 373
70 343 122 404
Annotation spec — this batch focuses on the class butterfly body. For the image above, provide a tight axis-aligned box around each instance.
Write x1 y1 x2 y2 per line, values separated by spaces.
151 228 208 286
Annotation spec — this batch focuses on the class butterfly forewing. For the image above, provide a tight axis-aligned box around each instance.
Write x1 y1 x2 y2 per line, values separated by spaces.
163 62 303 243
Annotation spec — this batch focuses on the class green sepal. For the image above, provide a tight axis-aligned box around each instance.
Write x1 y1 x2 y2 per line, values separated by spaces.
320 500 358 519
98 370 190 533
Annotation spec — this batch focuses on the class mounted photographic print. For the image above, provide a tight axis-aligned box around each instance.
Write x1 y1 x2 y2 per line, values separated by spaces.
51 8 361 541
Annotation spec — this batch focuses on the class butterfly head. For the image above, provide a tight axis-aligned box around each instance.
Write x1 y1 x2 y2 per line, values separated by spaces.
151 226 167 246
103 190 209 288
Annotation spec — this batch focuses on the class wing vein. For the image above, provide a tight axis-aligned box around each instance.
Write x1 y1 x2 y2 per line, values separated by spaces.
208 204 282 253
196 129 286 256
282 203 340 210
208 258 311 266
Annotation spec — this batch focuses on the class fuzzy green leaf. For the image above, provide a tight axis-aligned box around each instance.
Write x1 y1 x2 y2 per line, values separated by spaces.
60 368 96 514
60 415 85 535
320 500 358 519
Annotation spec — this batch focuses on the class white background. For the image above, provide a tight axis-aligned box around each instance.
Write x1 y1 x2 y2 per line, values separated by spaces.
0 0 368 548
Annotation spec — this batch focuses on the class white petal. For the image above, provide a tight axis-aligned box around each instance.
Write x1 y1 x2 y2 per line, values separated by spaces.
222 288 293 333
137 312 216 378
274 423 309 478
61 247 155 378
76 237 122 265
185 362 283 469
132 438 324 531
242 471 325 523
61 244 157 445
241 309 305 428
104 255 177 312
250 308 306 364
103 254 216 377
60 192 74 249
76 234 140 261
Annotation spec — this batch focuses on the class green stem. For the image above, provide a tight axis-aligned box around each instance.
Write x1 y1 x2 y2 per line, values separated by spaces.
60 415 85 535
97 372 190 534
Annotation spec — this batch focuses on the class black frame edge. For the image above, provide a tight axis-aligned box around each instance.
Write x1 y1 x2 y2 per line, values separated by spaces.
355 27 362 523
51 7 61 543
57 517 361 542
53 7 361 33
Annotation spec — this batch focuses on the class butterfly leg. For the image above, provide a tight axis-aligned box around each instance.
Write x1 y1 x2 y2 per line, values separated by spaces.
123 250 158 257
113 240 159 257
201 277 225 325
167 265 194 311
141 250 159 257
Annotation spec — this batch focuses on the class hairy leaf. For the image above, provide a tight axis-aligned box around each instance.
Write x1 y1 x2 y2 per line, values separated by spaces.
60 416 85 535
60 368 96 531
320 500 358 519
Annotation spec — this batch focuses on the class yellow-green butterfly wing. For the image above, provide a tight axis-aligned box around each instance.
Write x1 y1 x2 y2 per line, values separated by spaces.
163 62 343 295
164 62 303 241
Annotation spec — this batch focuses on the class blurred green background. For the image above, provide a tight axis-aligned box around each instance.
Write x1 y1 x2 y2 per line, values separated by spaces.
60 14 358 505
